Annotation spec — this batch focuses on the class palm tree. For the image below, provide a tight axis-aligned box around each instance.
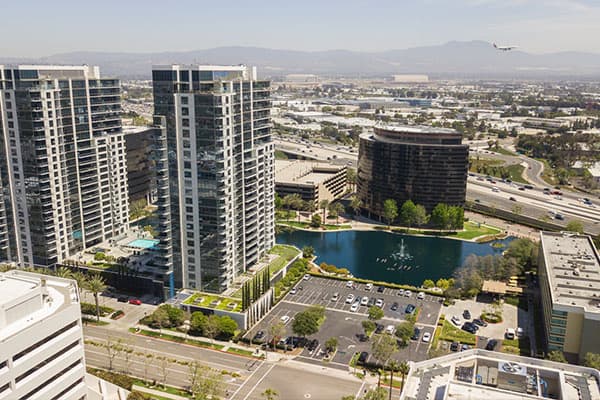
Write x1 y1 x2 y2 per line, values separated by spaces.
350 195 362 218
55 266 73 278
319 199 329 222
85 274 107 322
261 388 278 400
70 271 87 295
388 360 399 400
398 361 410 393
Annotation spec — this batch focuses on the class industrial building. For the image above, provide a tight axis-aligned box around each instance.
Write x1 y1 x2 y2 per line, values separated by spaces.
0 270 127 399
538 231 600 362
152 65 275 293
401 349 600 400
275 160 347 205
0 65 129 268
357 124 468 218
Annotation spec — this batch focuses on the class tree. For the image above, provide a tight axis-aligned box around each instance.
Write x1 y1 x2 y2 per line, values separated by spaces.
383 199 398 229
302 246 315 259
217 315 238 340
362 320 376 335
400 200 418 228
156 356 171 389
363 387 387 400
55 266 73 279
325 337 338 352
371 334 398 369
368 306 384 321
436 278 451 290
319 199 329 221
350 195 363 217
204 315 220 343
547 350 567 363
152 306 170 334
292 310 320 337
430 203 451 230
311 213 322 228
398 361 410 392
262 388 279 400
333 202 345 224
413 204 429 227
346 168 357 191
188 360 202 396
583 352 600 369
394 322 414 346
85 274 107 321
422 279 435 289
104 337 122 371
388 360 399 400
566 220 584 234
268 321 286 350
190 311 208 336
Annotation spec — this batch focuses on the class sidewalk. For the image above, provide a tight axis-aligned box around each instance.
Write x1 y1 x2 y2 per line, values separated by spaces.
131 384 188 400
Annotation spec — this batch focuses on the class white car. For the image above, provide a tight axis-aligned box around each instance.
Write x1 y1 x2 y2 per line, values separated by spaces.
375 298 384 308
365 283 373 291
346 280 354 288
404 290 412 297
385 325 395 335
350 302 360 312
290 288 297 295
397 289 405 296
303 274 310 280
451 315 461 326
361 296 369 306
516 327 524 337
280 315 290 324
331 292 339 301
422 332 431 342
346 294 355 304
417 291 425 300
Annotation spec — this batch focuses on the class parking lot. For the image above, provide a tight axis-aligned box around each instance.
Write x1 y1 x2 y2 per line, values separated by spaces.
246 276 443 366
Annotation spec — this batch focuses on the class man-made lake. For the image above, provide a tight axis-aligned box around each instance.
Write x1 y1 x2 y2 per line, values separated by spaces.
276 230 513 286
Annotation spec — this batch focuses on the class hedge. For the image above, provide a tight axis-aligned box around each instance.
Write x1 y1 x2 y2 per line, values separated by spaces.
81 302 114 316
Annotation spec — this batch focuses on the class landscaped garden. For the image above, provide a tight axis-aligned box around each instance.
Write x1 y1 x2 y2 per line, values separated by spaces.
182 293 242 312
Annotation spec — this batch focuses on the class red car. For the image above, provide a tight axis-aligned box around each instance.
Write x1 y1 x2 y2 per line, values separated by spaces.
128 298 142 305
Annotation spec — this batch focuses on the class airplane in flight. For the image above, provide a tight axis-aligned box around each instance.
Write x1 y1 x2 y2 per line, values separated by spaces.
493 43 518 51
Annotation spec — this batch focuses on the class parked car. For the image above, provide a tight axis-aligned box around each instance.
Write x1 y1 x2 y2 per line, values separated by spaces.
346 294 355 304
253 331 265 342
451 315 461 326
397 289 405 296
384 325 395 335
461 323 477 334
417 292 425 300
280 315 290 324
405 304 416 314
422 332 431 342
361 296 369 306
486 339 498 351
390 302 399 311
450 342 459 352
128 298 142 305
505 328 516 339
377 286 385 293
516 327 524 337
368 297 376 307
411 327 421 341
461 344 470 351
473 318 487 327
357 351 369 365
357 334 368 342
331 292 339 301
365 283 373 291
375 298 384 308
346 280 354 288
375 324 384 334
463 310 471 320
350 302 360 312
404 290 412 297
307 339 319 351
117 296 128 303
303 274 310 280
290 288 297 295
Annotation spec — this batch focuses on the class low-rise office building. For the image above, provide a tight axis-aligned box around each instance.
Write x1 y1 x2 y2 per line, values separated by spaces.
275 160 347 205
538 231 600 362
401 349 600 400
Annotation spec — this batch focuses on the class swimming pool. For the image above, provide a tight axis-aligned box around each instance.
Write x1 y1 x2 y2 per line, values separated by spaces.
128 238 159 249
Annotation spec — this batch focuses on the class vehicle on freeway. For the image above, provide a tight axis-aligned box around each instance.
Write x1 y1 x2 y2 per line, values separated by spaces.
128 298 142 305
377 286 385 293
486 339 498 351
280 315 291 324
417 292 425 299
346 280 354 288
524 184 534 189
375 298 384 308
474 198 481 202
451 315 461 326
350 302 360 312
518 186 525 191
391 302 399 311
473 318 487 327
422 332 431 342
361 296 369 306
555 213 564 220
405 304 416 314
492 187 500 192
331 292 339 301
509 196 517 201
290 288 297 295
365 283 373 291
385 325 395 335
346 294 355 304
303 274 310 280
463 309 471 320
411 327 421 341
450 342 459 352
404 290 412 297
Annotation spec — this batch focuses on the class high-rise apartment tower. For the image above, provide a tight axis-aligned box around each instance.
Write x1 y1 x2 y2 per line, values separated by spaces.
152 65 275 293
0 65 129 268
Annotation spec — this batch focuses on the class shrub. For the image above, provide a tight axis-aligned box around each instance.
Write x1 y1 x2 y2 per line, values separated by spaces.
111 310 125 320
87 367 134 390
94 252 106 261
481 312 503 324
81 302 114 316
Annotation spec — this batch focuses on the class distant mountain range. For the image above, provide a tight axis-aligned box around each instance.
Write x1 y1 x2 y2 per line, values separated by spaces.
3 41 600 79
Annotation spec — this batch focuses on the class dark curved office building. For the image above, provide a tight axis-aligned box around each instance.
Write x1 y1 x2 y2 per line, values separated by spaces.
357 125 468 218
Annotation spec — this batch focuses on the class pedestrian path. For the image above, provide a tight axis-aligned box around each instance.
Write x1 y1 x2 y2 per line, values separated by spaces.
131 384 189 400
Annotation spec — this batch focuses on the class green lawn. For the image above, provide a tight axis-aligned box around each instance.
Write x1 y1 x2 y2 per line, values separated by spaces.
502 337 531 356
182 292 242 312
537 158 557 185
398 221 502 241
438 320 477 345
130 328 225 350
278 220 352 230
506 164 528 184
493 147 518 156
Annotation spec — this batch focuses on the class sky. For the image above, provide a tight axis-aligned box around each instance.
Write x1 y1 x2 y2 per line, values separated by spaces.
2 0 600 57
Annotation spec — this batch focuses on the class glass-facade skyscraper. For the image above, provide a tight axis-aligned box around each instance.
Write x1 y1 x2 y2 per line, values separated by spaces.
152 65 275 293
0 65 129 267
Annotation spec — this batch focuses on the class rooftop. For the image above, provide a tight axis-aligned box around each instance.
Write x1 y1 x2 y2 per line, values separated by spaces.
401 349 600 400
0 270 80 340
375 123 459 135
539 231 600 315
275 160 346 186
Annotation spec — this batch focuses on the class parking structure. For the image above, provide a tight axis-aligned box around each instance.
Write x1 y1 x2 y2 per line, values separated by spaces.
245 275 443 367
